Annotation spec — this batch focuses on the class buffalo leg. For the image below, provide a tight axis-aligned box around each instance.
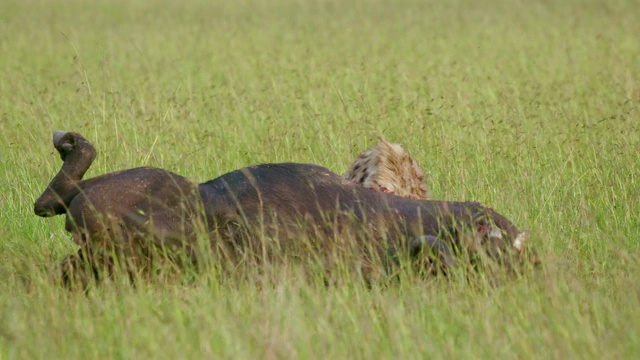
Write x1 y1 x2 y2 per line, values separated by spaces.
409 235 457 275
60 249 99 290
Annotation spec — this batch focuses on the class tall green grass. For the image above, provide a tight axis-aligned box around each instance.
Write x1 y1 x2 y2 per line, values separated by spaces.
1 0 639 358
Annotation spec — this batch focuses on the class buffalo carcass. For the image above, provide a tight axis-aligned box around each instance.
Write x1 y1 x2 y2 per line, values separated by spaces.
34 131 535 286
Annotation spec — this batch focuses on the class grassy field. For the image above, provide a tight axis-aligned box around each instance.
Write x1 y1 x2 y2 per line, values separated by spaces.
1 0 639 358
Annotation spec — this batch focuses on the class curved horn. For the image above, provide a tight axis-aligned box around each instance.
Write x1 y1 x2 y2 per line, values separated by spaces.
513 231 528 252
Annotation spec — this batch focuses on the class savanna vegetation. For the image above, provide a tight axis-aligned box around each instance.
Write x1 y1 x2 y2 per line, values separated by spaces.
1 0 638 358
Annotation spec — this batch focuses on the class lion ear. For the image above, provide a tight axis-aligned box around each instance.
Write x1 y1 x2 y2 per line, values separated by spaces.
513 231 528 252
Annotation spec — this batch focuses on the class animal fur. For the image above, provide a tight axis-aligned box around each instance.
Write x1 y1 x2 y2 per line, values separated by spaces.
344 139 430 200
34 131 535 288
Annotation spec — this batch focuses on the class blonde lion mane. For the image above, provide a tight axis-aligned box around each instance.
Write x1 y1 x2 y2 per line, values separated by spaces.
344 139 430 200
